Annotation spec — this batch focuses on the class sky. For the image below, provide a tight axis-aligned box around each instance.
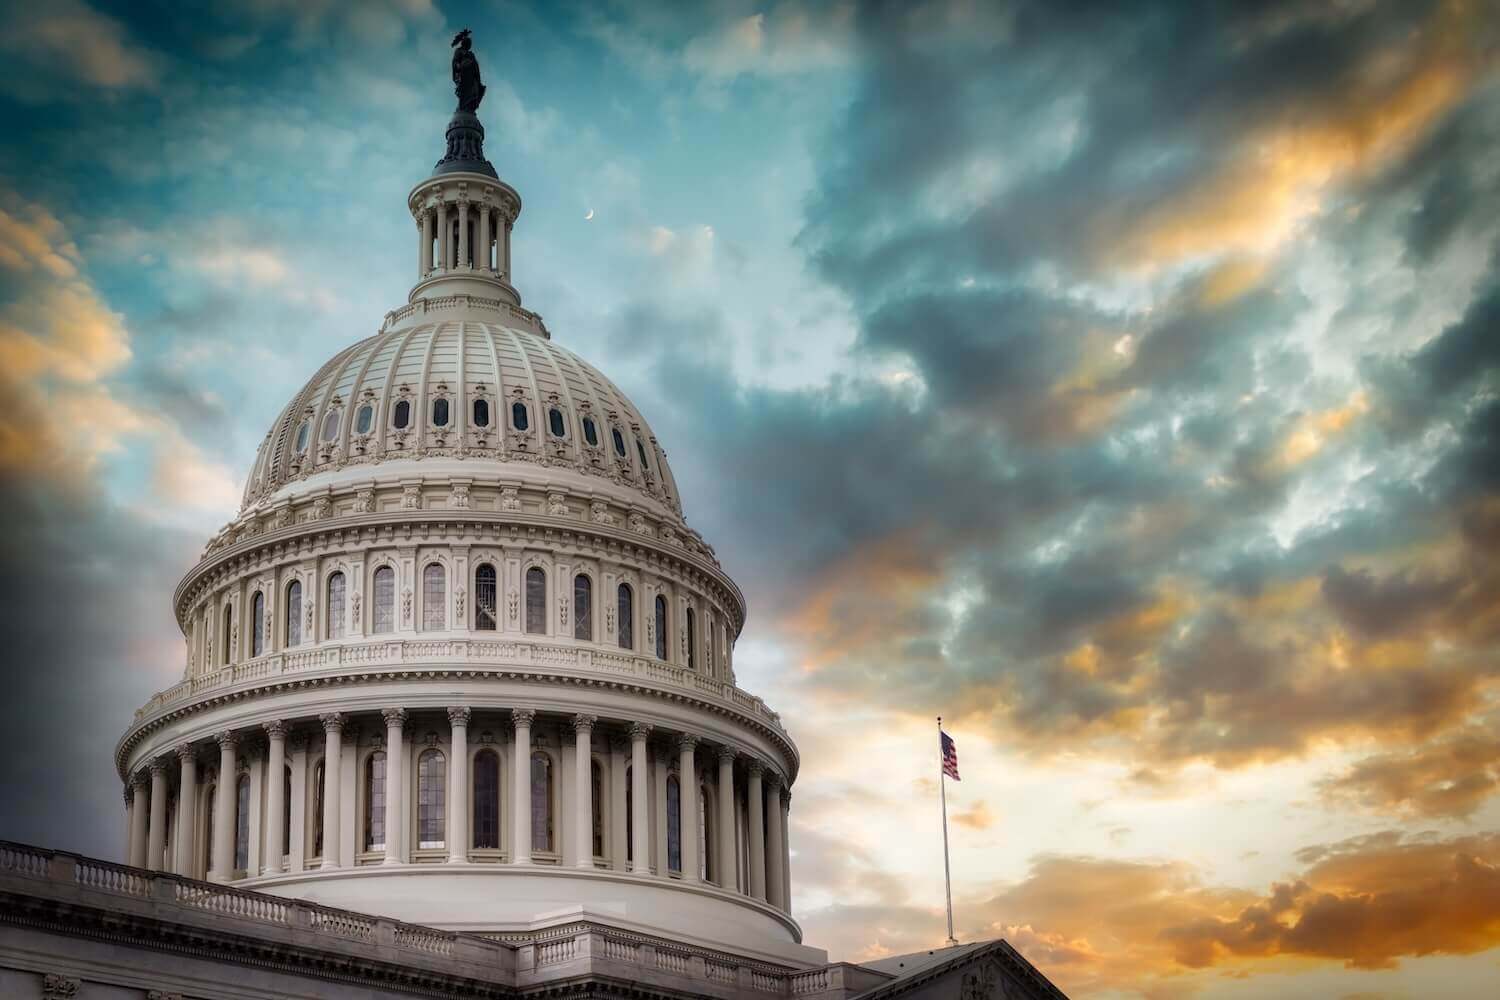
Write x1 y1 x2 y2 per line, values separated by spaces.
0 1 1497 996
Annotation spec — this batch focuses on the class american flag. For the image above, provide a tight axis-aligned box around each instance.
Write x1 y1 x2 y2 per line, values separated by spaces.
940 730 960 781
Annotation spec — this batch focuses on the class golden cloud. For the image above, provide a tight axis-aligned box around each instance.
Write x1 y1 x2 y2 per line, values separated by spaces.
1320 726 1500 818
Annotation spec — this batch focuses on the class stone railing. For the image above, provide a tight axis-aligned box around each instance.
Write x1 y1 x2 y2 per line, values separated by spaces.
0 842 875 999
132 637 787 739
382 293 548 338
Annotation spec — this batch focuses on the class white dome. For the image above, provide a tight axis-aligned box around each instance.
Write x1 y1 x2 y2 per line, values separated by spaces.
241 312 683 520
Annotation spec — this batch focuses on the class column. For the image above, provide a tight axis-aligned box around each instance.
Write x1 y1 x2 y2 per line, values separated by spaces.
448 707 470 863
717 748 738 891
653 744 669 876
609 734 628 871
147 759 169 871
382 709 407 864
421 209 434 275
573 715 596 868
511 709 534 864
502 219 512 279
263 721 287 874
175 746 199 875
628 725 652 874
458 200 470 269
478 206 491 272
129 779 149 868
319 713 345 870
122 787 134 865
211 732 237 880
436 202 449 270
747 762 766 901
288 735 307 872
765 776 786 909
781 789 793 910
678 735 699 883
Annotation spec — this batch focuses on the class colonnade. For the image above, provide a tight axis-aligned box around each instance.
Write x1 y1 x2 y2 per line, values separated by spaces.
417 194 512 280
123 708 794 914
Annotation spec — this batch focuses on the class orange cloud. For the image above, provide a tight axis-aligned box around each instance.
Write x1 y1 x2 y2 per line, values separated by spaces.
1320 726 1500 818
952 800 996 830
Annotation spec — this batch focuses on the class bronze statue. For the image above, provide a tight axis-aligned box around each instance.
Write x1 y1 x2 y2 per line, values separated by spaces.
452 29 486 112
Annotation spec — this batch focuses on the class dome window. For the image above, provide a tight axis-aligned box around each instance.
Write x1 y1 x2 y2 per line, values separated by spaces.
394 400 411 430
433 398 450 427
473 399 490 427
295 420 310 452
548 407 566 438
636 439 650 472
512 401 529 431
612 427 627 457
355 405 373 435
320 409 339 442
582 417 599 447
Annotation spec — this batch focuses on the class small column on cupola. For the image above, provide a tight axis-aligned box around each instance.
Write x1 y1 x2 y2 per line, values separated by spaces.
406 28 523 307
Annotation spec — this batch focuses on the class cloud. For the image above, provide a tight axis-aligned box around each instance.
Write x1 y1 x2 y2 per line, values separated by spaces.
0 0 159 99
952 800 995 830
1321 725 1500 818
681 3 854 80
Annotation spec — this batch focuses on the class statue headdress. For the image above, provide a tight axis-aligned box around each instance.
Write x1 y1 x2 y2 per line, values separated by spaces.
452 29 472 48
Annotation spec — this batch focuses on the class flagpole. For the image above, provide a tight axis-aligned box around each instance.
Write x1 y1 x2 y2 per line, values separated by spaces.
938 716 958 947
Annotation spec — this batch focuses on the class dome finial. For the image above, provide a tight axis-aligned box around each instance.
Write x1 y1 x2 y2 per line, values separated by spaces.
434 29 496 178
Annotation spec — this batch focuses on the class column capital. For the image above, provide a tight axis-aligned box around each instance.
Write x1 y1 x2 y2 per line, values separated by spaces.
175 744 198 763
572 713 597 733
382 707 408 727
149 756 170 776
676 734 699 754
746 759 764 778
447 706 472 726
214 730 238 750
319 712 347 734
511 708 536 727
263 719 288 740
131 769 151 787
763 770 783 789
124 785 134 807
628 721 653 741
716 745 737 765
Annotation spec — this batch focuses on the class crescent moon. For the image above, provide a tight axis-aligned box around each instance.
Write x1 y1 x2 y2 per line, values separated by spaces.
585 209 595 221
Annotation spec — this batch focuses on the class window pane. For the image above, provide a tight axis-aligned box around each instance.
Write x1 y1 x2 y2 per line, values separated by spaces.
355 405 373 434
312 761 325 857
475 564 497 631
223 605 233 664
321 409 339 441
394 400 411 429
700 785 710 880
625 767 634 863
418 750 446 848
327 572 345 639
204 786 216 871
636 438 650 471
531 753 552 852
365 752 386 850
512 401 528 430
473 399 489 427
655 595 668 660
582 417 598 447
433 398 449 427
473 750 500 850
252 593 264 657
548 407 565 437
423 564 446 631
373 567 395 634
574 574 592 641
295 421 309 451
612 427 626 457
617 585 633 650
687 607 696 670
282 767 292 853
286 581 302 646
666 775 681 873
525 567 546 634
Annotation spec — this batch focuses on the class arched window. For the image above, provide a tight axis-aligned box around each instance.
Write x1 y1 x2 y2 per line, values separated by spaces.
234 775 251 871
312 760 326 858
373 566 395 634
295 420 310 452
582 417 599 447
251 592 265 657
394 400 411 429
531 752 553 853
473 398 490 427
511 401 529 431
222 604 233 664
432 398 450 427
700 783 713 882
364 752 386 851
285 580 302 646
591 759 605 859
636 438 650 472
666 774 682 873
326 572 346 639
417 749 446 849
654 595 668 661
686 606 697 671
525 567 546 635
282 766 292 857
321 409 339 441
423 564 446 631
355 404 373 434
612 427 627 457
548 407 566 438
473 749 500 850
573 574 592 641
617 584 634 650
475 563 497 631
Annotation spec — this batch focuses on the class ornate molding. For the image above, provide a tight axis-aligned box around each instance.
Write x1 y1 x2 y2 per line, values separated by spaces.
511 708 536 727
263 719 288 740
572 713 597 733
448 706 472 726
629 722 653 741
319 713 347 734
382 707 408 728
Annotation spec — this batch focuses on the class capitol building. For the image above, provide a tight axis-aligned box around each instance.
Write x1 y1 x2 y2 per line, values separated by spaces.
0 35 1067 1000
